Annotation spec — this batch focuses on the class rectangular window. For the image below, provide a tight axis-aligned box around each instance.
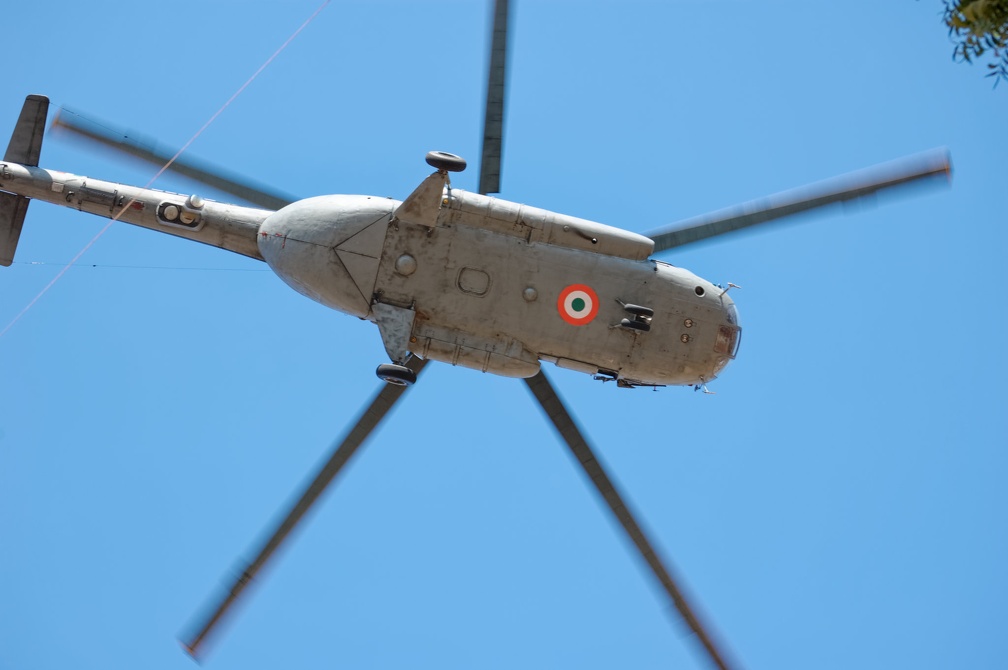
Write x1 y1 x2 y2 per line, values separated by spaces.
714 325 741 357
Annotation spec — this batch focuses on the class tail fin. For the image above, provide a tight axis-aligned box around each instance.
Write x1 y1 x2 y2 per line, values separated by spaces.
4 94 48 166
0 193 30 266
1 95 49 266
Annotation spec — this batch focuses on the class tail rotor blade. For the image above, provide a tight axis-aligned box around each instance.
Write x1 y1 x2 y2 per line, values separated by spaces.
523 371 741 670
646 149 951 253
478 0 510 196
180 357 428 659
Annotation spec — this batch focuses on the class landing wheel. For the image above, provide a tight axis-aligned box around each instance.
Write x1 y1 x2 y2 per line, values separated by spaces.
376 363 417 386
621 318 651 332
425 151 467 172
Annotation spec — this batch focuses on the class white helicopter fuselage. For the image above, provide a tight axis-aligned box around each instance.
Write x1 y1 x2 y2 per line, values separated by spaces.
0 161 740 386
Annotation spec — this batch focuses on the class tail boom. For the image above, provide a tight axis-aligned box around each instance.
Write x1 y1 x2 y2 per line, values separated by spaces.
0 161 270 261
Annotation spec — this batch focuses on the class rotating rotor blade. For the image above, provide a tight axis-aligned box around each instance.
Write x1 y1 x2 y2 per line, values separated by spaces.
478 0 510 195
523 371 740 670
51 107 296 210
646 149 951 253
181 357 428 660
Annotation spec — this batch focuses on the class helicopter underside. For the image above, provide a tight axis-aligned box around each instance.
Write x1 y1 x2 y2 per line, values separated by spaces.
257 189 741 387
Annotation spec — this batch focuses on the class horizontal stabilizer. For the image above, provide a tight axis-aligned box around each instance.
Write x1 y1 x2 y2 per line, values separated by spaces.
4 95 49 166
0 191 30 266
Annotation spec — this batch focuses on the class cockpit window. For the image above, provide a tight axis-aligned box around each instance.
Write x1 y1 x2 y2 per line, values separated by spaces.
714 325 741 358
725 303 739 326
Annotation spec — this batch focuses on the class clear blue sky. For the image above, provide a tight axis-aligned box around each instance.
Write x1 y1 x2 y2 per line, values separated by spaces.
2 2 1005 669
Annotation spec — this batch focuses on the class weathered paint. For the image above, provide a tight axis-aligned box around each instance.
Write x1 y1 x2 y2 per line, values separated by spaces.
1 159 739 386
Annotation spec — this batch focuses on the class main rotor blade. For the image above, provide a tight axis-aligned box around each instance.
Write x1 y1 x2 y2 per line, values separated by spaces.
478 0 510 195
524 371 739 670
181 357 428 659
51 107 296 210
646 149 951 253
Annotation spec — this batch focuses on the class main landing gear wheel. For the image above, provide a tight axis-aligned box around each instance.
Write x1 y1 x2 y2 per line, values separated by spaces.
376 363 417 386
425 151 467 172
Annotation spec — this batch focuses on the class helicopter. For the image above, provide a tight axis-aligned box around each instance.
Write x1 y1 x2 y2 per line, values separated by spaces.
0 2 952 669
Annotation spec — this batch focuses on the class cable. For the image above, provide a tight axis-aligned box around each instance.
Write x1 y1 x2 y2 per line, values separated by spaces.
0 0 330 339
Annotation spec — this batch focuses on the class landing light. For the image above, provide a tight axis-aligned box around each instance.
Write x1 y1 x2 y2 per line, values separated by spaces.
158 201 201 228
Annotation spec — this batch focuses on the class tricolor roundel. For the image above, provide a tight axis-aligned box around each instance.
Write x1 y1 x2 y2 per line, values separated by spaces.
557 284 599 326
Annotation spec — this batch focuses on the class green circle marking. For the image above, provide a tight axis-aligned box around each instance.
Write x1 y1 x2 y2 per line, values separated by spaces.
571 297 586 312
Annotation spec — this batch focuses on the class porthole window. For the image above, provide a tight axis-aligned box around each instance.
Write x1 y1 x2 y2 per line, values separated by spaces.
457 267 491 296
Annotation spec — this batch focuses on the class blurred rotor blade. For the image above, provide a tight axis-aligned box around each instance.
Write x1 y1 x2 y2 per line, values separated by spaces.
523 371 739 670
181 357 428 660
646 149 951 253
51 107 296 210
478 0 510 195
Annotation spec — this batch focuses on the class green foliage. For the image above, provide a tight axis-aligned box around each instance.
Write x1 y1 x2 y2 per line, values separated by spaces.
941 0 1008 85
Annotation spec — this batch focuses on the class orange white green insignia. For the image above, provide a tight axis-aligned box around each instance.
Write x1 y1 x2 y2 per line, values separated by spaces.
557 284 599 326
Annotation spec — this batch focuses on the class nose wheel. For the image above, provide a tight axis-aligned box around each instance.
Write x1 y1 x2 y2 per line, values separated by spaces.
376 363 417 386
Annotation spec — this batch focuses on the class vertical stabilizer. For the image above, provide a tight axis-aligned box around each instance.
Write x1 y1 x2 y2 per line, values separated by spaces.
4 94 48 166
1 95 50 266
0 192 30 266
